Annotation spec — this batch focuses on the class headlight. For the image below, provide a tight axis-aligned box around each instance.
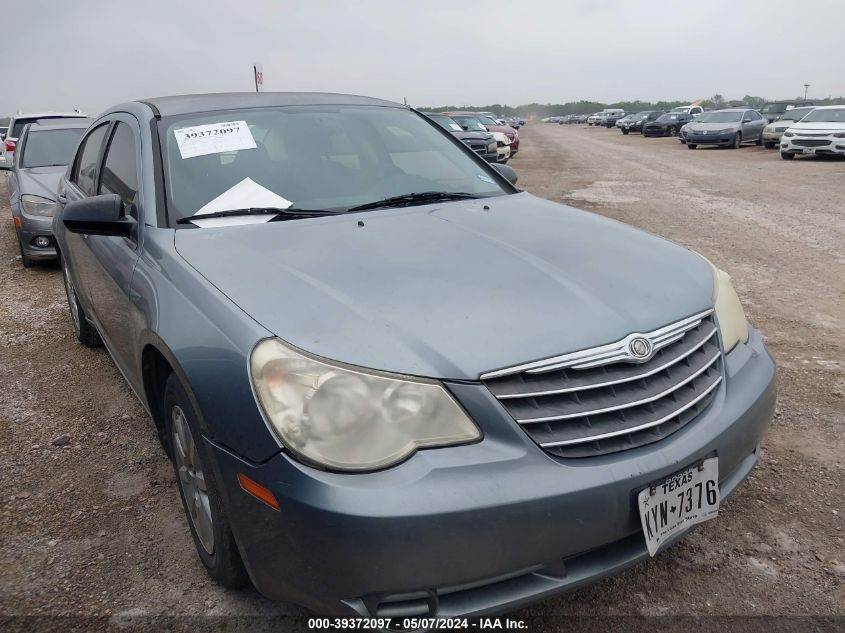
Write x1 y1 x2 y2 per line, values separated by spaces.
784 131 795 138
487 142 497 152
250 339 481 471
698 256 749 353
21 194 58 216
833 132 845 139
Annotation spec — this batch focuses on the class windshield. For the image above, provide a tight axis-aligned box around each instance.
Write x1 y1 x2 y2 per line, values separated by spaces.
761 103 788 114
449 115 487 132
20 128 84 168
427 114 463 132
695 111 743 123
669 107 688 114
778 107 814 122
160 106 509 224
800 108 845 123
477 115 499 126
657 114 678 122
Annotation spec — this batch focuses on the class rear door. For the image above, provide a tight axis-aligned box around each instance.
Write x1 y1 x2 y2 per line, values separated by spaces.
62 115 143 374
62 122 111 309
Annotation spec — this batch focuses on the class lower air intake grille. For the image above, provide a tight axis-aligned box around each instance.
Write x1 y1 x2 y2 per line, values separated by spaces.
481 310 723 458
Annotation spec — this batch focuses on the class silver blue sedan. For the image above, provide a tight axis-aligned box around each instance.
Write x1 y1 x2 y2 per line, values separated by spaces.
52 93 775 617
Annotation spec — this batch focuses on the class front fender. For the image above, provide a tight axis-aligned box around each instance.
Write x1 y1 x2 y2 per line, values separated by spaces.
132 228 281 463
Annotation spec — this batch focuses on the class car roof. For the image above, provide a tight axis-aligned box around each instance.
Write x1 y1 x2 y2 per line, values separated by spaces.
24 118 93 131
134 92 404 117
12 111 86 120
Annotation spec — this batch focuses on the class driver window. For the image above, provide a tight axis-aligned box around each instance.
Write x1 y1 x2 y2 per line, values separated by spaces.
99 122 140 219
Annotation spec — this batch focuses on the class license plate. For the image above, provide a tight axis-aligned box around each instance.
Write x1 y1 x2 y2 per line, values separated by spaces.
638 457 720 557
802 148 816 155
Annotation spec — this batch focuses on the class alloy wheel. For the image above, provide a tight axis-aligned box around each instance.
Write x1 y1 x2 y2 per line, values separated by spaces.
171 405 215 554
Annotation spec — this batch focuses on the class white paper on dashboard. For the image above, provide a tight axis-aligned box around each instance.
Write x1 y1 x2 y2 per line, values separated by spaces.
190 178 293 228
173 120 257 159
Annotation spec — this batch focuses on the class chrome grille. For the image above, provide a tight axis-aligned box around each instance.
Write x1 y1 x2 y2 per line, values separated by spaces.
793 138 831 148
481 310 723 458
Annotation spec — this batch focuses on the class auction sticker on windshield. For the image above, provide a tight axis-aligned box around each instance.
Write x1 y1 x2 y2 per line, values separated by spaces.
173 121 257 159
638 457 720 557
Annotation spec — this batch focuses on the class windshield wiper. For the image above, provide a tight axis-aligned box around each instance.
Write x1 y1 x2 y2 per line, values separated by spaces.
346 191 481 213
177 207 339 224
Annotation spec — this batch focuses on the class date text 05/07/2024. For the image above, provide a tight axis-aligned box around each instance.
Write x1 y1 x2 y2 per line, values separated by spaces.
307 617 529 630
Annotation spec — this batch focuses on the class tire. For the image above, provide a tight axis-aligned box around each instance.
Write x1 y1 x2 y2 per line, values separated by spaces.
622 129 629 135
687 144 697 150
18 240 33 268
731 132 742 149
61 255 102 347
781 151 795 160
755 133 763 146
764 141 775 149
164 373 249 589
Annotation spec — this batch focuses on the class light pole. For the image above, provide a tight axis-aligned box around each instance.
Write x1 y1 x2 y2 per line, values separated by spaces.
803 84 810 101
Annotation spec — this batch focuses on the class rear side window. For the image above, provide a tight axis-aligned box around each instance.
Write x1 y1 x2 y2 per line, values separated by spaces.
11 118 37 138
72 124 109 196
98 123 139 212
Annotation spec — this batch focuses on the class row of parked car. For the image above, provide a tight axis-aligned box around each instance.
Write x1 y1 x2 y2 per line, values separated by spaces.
544 101 845 159
422 111 522 164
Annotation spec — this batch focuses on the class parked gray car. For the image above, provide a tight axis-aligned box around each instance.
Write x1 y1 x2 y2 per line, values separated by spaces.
1 118 90 266
2 110 87 167
53 93 775 618
682 108 767 149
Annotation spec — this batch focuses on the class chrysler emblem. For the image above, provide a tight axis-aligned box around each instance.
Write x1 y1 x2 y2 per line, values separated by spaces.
628 336 653 360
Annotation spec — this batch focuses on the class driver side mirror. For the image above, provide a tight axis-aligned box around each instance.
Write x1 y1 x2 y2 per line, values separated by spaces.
461 125 469 131
63 194 134 237
491 163 518 186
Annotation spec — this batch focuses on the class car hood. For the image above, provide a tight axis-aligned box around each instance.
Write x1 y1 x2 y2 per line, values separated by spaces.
485 124 516 135
17 166 66 200
453 131 494 142
789 121 845 133
688 122 741 131
174 193 713 380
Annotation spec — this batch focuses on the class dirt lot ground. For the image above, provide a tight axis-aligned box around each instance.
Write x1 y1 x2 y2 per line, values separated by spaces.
0 124 843 632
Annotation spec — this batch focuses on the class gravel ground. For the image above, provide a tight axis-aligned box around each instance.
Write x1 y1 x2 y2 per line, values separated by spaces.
0 123 843 632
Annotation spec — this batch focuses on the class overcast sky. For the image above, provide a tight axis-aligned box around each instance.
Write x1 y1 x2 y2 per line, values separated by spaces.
4 0 843 116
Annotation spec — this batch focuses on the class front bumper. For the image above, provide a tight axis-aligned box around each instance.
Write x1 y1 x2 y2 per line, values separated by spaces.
14 213 58 260
496 145 511 162
762 129 787 143
643 125 673 137
209 327 776 617
781 135 845 156
685 132 737 146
